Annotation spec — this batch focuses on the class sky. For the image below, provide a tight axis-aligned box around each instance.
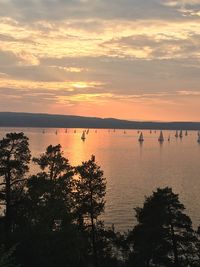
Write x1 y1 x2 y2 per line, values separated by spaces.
0 0 200 121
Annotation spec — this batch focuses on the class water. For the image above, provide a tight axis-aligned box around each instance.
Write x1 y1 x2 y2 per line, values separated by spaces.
1 128 200 232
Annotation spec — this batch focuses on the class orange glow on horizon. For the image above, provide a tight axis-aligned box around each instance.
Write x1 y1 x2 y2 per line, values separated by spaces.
1 2 200 121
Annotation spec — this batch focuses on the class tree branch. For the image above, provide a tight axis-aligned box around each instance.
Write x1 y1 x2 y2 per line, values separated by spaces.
11 179 26 186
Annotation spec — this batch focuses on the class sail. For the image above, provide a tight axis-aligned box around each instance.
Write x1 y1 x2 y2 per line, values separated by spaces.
179 130 183 138
81 131 86 140
138 132 144 142
158 131 164 142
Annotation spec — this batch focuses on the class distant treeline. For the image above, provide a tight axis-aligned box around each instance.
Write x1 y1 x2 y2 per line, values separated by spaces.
1 112 200 130
0 132 200 267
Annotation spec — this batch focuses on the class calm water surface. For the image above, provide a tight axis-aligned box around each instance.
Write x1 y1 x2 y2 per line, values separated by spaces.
1 128 200 232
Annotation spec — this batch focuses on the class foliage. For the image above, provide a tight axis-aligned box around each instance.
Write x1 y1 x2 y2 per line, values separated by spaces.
75 155 106 266
0 132 31 239
14 144 74 232
75 155 106 225
127 187 199 267
0 245 19 267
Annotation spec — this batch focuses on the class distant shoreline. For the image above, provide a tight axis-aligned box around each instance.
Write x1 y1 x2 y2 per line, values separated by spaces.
0 112 200 130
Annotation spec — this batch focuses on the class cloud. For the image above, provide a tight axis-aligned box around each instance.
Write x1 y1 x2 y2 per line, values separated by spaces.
162 0 200 18
1 0 200 120
0 0 193 22
0 50 21 68
103 32 200 59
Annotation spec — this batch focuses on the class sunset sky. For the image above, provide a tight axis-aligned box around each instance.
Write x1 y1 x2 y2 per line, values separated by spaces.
1 0 200 121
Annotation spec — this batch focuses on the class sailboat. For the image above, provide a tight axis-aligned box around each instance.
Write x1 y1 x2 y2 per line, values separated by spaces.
168 135 170 142
55 130 58 135
175 130 178 138
86 129 89 134
65 129 68 133
158 131 164 142
179 130 183 138
42 129 45 134
74 129 76 133
81 131 86 141
138 132 144 142
185 130 188 136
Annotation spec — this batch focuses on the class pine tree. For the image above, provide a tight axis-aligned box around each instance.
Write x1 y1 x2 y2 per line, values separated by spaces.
75 155 106 267
26 144 74 230
11 145 83 267
0 132 31 240
128 187 199 267
32 144 72 181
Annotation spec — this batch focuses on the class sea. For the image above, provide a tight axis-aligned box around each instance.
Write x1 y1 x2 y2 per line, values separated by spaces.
1 127 200 232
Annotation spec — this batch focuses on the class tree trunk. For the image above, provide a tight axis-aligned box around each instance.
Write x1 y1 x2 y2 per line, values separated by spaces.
91 214 98 267
5 172 11 242
90 185 98 267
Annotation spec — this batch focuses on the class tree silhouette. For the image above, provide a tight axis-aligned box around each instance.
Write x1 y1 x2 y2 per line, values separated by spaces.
0 132 31 241
12 144 84 267
128 187 199 267
75 155 106 267
32 144 72 181
25 144 74 230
